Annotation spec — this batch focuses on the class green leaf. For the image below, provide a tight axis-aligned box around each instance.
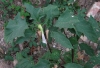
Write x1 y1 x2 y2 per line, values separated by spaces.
50 48 61 61
4 13 28 43
15 37 29 44
5 55 14 61
63 52 72 63
79 43 95 56
69 37 78 49
75 19 98 42
42 49 61 61
42 51 51 60
68 0 74 4
15 57 34 68
64 63 83 68
43 4 59 19
14 47 20 52
44 0 51 6
15 29 35 44
50 31 73 48
21 47 30 58
34 59 50 68
25 29 35 38
85 54 100 68
54 9 79 28
16 52 24 61
69 37 78 45
89 16 100 38
24 3 42 20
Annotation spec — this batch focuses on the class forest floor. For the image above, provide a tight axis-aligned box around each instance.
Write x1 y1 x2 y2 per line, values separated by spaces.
0 0 100 68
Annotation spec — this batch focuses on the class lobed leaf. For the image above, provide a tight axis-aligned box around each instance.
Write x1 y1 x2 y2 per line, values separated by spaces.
4 13 28 43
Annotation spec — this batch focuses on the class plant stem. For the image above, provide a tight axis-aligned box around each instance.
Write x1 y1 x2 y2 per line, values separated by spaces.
72 45 74 62
60 57 66 64
47 42 52 53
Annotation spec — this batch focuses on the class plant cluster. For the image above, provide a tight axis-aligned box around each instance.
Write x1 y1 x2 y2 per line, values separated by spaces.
4 0 100 68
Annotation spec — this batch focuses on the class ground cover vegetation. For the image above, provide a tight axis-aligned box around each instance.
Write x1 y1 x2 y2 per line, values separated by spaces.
2 0 100 68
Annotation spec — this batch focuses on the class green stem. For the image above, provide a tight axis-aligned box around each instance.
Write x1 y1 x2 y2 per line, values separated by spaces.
72 45 74 63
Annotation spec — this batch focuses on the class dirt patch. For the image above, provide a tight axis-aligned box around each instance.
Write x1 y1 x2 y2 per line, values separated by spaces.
0 59 13 68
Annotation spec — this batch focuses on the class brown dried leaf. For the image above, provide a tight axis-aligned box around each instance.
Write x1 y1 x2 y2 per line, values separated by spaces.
37 30 42 42
77 51 84 60
45 29 49 40
0 47 4 54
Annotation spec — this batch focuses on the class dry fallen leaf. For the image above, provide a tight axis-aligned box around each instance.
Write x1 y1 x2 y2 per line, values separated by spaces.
30 46 37 55
0 47 4 54
77 51 84 60
46 29 49 40
77 51 90 62
37 30 42 42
